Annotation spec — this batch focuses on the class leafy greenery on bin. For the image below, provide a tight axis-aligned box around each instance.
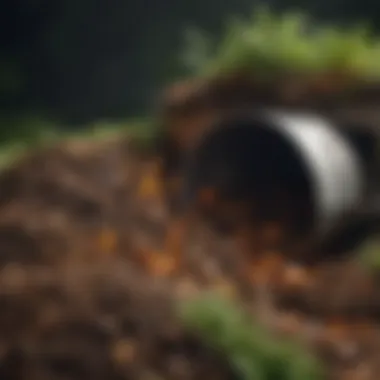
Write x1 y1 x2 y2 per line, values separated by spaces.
182 8 380 83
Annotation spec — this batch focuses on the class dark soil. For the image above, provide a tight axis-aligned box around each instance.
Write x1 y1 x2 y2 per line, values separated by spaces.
0 135 379 380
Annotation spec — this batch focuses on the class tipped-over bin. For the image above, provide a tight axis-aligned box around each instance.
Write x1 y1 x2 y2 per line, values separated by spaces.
176 109 379 260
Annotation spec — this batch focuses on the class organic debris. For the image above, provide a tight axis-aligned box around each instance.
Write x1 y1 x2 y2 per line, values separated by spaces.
0 136 378 379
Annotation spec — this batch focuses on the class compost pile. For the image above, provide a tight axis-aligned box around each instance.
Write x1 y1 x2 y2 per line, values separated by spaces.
0 128 379 380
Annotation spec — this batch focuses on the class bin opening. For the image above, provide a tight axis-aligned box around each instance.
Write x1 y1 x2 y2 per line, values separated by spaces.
185 113 316 240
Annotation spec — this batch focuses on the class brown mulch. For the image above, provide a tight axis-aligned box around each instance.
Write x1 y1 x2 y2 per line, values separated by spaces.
0 135 379 380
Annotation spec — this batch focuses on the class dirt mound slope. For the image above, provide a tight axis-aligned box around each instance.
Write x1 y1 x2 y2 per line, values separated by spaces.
0 136 379 379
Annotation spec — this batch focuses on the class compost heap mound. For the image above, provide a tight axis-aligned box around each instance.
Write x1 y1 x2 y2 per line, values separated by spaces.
0 135 380 380
156 74 380 179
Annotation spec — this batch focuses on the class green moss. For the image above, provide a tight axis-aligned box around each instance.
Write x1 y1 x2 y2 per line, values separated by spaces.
178 292 323 380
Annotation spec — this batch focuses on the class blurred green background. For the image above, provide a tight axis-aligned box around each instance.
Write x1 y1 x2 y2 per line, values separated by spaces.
2 0 380 130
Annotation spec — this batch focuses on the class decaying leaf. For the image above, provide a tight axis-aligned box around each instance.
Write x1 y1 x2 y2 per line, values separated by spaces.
98 228 118 253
